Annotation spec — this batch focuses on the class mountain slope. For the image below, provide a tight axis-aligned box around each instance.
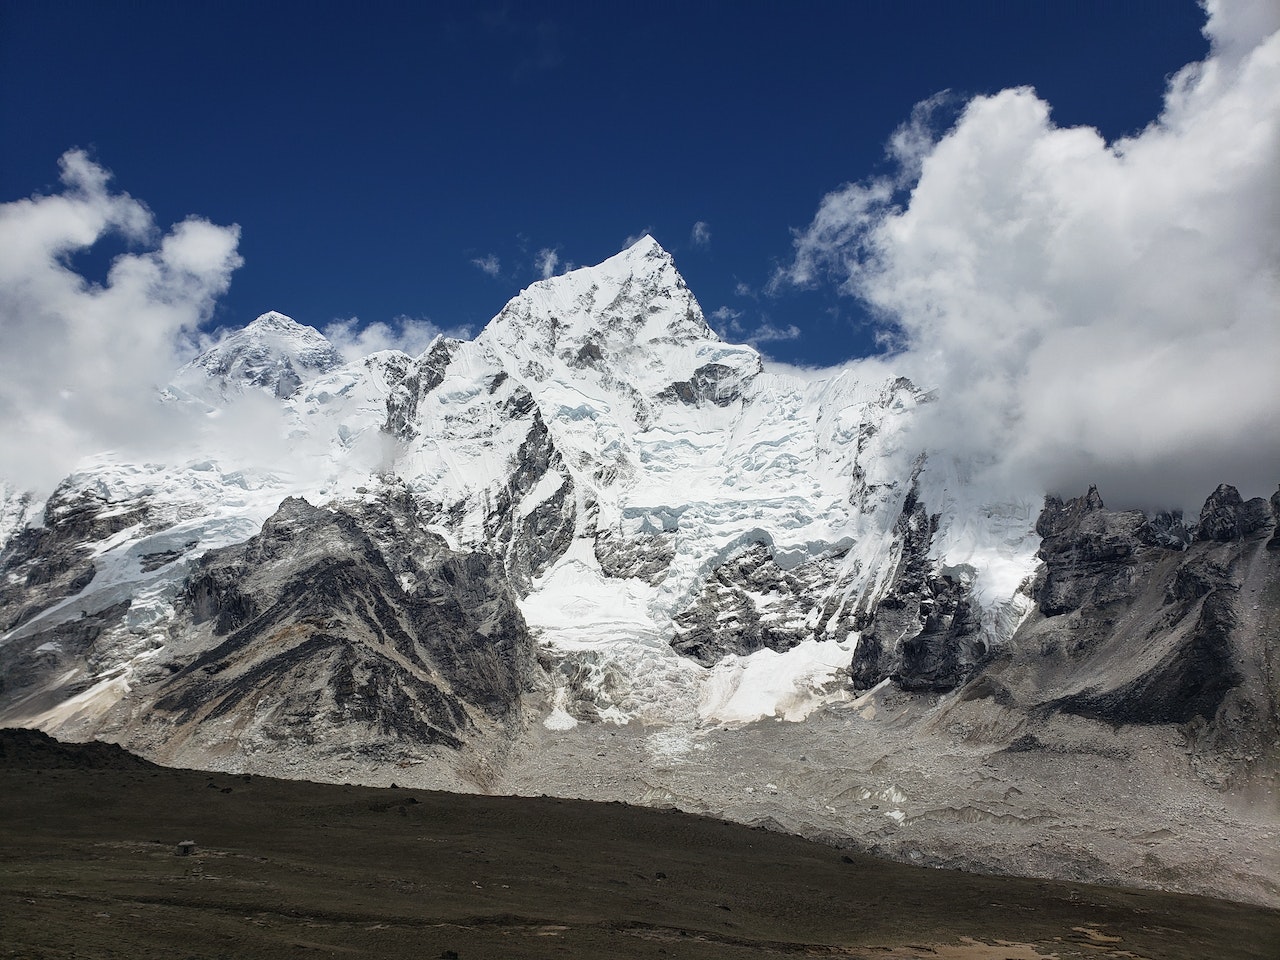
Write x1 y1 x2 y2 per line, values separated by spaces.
0 237 1276 904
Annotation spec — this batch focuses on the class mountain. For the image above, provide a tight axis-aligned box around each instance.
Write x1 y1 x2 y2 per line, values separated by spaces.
1 237 1276 905
170 310 344 401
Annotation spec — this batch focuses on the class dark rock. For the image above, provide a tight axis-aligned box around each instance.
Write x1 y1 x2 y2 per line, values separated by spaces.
479 404 576 592
381 338 458 441
958 675 1015 707
156 494 537 754
1036 485 1106 540
1004 734 1043 753
595 527 675 585
0 728 158 770
850 475 986 693
0 482 160 635
1270 486 1280 550
574 341 603 365
1139 510 1193 550
1034 489 1148 618
1196 484 1271 541
658 361 757 408
1164 556 1229 606
670 542 828 665
1053 589 1242 726
1004 483 1277 755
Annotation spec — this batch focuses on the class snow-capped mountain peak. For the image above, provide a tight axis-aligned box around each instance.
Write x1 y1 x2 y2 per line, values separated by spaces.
242 310 316 336
173 310 344 401
474 235 746 412
482 237 715 352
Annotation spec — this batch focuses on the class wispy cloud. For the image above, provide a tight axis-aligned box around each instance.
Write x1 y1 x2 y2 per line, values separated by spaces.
471 253 501 277
710 305 741 327
535 247 560 279
745 321 801 345
709 306 801 351
774 3 1280 510
690 221 711 247
0 150 242 492
321 316 471 362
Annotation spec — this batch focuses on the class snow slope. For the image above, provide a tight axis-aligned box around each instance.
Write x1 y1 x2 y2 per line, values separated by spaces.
0 237 1042 733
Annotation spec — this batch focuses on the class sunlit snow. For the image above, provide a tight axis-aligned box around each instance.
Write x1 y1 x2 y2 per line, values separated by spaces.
1 237 1044 732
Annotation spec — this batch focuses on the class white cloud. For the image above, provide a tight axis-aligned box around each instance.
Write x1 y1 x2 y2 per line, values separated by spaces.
884 91 958 185
777 4 1280 511
691 221 711 247
321 316 470 362
708 305 801 352
745 321 801 346
471 253 501 277
0 150 242 492
536 247 560 279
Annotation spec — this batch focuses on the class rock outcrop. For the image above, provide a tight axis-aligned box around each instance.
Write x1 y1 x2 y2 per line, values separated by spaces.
966 484 1279 772
145 495 536 770
850 479 985 692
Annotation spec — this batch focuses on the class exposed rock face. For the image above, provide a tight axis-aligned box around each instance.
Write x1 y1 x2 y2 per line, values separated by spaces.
172 311 344 401
143 495 535 768
1197 482 1273 542
381 337 459 441
973 484 1279 767
0 483 165 720
671 542 820 665
593 525 675 585
480 403 577 594
1034 485 1146 620
658 360 761 407
850 480 985 692
2 239 1277 906
0 491 542 785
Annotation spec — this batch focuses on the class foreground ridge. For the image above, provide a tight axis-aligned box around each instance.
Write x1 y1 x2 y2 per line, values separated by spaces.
3 729 1277 960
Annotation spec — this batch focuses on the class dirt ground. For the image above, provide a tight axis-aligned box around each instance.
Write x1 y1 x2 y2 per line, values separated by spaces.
2 755 1277 960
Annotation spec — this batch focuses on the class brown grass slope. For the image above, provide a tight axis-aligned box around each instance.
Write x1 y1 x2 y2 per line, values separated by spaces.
2 729 1276 960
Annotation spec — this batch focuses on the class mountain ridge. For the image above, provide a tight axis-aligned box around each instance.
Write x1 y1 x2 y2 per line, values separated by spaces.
1 237 1276 905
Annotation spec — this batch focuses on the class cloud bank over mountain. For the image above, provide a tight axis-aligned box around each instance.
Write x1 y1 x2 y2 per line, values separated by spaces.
778 0 1280 510
0 150 242 491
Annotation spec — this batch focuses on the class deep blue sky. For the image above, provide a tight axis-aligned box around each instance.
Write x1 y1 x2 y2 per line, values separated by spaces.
1 1 1208 364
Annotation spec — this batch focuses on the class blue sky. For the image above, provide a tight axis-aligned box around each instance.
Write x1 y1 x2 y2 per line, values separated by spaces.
1 1 1208 364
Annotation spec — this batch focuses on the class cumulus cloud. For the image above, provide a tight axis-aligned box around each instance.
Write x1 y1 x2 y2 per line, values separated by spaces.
0 150 242 492
321 316 470 362
777 3 1280 511
471 253 502 277
691 221 711 247
535 247 560 279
